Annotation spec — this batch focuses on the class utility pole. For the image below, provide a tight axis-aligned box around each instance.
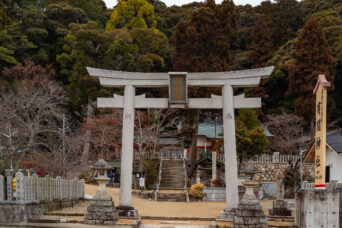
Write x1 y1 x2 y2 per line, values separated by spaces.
9 125 12 170
62 115 66 178
299 127 304 190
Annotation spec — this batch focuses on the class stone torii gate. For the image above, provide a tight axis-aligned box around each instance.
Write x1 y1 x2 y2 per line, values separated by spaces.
87 66 274 216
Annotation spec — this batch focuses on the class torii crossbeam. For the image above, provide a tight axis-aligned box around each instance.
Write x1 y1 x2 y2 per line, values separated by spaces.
87 66 274 217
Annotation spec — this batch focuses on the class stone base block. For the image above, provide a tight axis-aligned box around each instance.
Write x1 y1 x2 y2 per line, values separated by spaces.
234 202 267 227
269 208 291 217
117 205 138 217
220 208 235 221
269 200 291 216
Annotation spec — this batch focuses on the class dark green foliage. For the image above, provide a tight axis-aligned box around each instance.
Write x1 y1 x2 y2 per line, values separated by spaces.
287 16 336 120
143 160 159 189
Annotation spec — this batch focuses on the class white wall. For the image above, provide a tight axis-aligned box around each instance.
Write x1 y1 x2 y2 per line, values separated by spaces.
197 136 212 147
326 148 342 182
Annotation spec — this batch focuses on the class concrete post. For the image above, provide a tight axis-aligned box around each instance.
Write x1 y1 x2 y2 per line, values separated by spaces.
32 174 38 202
212 151 217 180
15 172 24 201
120 85 135 207
7 175 13 201
0 175 4 201
222 84 239 210
56 177 61 200
80 179 85 199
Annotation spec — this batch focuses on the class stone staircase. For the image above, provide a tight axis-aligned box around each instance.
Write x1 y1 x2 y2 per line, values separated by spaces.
159 159 185 190
157 159 187 201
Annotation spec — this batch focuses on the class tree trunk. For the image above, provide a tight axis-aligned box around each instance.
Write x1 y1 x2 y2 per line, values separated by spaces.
189 110 200 177
81 103 93 163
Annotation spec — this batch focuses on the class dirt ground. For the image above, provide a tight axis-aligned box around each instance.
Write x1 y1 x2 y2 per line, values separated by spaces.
85 184 274 218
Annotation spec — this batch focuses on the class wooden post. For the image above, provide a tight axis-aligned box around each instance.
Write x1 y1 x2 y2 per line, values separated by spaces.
313 74 330 189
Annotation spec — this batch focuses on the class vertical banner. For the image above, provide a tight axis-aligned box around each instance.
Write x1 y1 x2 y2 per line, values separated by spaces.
313 74 330 189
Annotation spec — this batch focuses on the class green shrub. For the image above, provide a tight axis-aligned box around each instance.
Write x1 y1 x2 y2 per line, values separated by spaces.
143 160 159 189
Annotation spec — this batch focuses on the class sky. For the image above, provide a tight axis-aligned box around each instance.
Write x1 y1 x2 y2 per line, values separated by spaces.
103 0 273 8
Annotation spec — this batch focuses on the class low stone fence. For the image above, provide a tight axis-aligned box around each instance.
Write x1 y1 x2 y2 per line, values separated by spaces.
253 163 314 182
0 173 85 223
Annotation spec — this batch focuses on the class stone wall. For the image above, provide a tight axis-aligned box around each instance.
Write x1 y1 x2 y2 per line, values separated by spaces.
252 162 314 182
0 199 83 223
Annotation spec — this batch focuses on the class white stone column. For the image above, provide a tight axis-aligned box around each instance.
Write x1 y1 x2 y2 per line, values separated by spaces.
7 175 13 201
80 179 85 199
15 172 24 201
120 85 135 207
32 174 38 202
222 84 239 210
212 151 217 180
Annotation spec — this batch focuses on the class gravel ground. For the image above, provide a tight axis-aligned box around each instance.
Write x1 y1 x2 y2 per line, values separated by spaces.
85 184 274 218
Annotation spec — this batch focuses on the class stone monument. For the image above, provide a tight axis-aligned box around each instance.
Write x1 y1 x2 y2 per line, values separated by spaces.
234 163 267 228
269 180 291 216
84 159 118 225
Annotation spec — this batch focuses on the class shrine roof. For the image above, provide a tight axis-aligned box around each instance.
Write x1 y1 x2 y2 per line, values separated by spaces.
304 129 342 162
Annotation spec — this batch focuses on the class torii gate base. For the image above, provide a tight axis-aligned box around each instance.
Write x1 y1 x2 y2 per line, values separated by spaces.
87 66 274 218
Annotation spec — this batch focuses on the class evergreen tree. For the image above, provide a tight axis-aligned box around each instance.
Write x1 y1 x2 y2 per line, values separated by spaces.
173 0 236 72
249 17 273 68
173 0 237 163
106 0 157 30
235 109 269 162
287 16 336 120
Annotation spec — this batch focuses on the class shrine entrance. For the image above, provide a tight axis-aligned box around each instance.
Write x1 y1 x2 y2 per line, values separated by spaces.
87 66 274 217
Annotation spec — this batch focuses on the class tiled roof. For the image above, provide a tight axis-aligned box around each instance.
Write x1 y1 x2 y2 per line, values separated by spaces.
197 121 274 139
327 130 342 153
198 121 223 139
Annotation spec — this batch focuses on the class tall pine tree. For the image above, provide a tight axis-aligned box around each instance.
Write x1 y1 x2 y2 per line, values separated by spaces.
249 17 273 68
287 16 336 120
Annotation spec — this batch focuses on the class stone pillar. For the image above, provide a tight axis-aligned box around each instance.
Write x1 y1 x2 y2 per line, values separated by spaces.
7 175 13 201
222 84 239 211
212 151 217 180
15 172 24 201
80 179 85 199
0 175 4 201
32 174 38 202
269 180 291 216
119 85 135 208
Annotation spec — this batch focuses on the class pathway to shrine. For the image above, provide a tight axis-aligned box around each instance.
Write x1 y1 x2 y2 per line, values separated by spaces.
87 66 274 217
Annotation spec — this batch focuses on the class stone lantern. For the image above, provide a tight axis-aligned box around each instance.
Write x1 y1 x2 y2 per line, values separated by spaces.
91 159 112 200
234 162 267 228
84 159 118 225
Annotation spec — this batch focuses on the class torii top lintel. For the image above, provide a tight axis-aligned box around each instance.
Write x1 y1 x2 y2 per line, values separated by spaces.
86 66 274 88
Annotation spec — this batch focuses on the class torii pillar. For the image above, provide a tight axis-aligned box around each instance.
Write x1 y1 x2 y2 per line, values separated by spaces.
87 66 274 217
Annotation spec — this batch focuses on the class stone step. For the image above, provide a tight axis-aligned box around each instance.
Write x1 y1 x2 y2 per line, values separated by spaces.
163 166 183 171
161 180 184 184
160 185 185 189
161 179 184 183
162 169 184 173
157 193 186 202
159 186 185 190
162 172 183 175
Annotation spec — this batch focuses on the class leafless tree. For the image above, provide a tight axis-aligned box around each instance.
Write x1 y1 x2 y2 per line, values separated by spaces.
266 113 310 155
135 109 178 171
0 78 77 176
